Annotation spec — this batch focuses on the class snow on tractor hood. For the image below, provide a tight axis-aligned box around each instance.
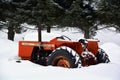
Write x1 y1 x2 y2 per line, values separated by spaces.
24 31 61 41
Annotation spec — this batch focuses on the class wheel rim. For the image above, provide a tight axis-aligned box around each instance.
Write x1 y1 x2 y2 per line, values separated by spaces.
52 56 70 68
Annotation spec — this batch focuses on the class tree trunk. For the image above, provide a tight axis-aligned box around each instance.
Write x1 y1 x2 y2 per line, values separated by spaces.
47 26 51 33
8 26 15 41
84 29 90 39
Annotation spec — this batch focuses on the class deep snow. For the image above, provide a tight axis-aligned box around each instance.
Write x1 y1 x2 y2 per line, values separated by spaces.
0 28 120 80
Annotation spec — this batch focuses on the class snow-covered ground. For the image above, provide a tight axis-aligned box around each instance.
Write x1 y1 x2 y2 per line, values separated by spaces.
0 28 120 80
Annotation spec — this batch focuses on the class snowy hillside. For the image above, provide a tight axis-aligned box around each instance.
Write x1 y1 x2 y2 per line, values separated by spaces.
0 28 120 80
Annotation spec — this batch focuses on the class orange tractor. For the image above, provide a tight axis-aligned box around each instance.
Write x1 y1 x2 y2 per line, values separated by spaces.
18 25 110 68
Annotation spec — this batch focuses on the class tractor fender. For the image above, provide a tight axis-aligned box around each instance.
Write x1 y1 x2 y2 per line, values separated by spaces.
87 40 99 56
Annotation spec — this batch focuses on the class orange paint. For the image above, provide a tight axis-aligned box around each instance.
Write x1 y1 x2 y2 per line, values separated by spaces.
87 40 98 56
18 41 39 60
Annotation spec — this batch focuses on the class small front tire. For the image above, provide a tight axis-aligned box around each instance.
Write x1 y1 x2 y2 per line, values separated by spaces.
96 48 110 63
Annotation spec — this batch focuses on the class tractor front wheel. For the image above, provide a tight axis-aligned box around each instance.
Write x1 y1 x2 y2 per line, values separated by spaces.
96 48 110 63
47 46 81 68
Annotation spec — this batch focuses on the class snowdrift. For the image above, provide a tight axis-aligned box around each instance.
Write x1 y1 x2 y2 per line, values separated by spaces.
0 27 120 80
0 38 120 80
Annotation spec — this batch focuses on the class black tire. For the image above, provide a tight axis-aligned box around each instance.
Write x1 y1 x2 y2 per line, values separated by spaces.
96 48 110 63
31 47 39 62
31 52 39 63
47 46 81 68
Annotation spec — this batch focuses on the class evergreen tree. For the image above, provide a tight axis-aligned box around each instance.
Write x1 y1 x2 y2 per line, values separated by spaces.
0 0 25 41
15 0 65 32
57 0 98 38
98 0 120 32
53 0 74 9
0 0 64 40
53 0 120 38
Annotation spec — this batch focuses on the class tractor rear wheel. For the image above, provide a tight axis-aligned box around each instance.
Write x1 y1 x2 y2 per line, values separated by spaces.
96 48 110 63
47 46 81 68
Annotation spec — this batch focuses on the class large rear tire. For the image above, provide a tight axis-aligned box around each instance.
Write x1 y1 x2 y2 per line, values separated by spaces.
47 46 81 68
96 48 110 63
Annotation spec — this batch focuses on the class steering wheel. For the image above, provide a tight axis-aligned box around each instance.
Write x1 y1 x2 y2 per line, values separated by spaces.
56 35 71 41
62 35 71 41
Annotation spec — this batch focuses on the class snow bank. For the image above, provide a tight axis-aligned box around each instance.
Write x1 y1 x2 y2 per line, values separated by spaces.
100 43 120 64
0 27 120 80
0 39 17 60
0 38 120 80
95 28 120 46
